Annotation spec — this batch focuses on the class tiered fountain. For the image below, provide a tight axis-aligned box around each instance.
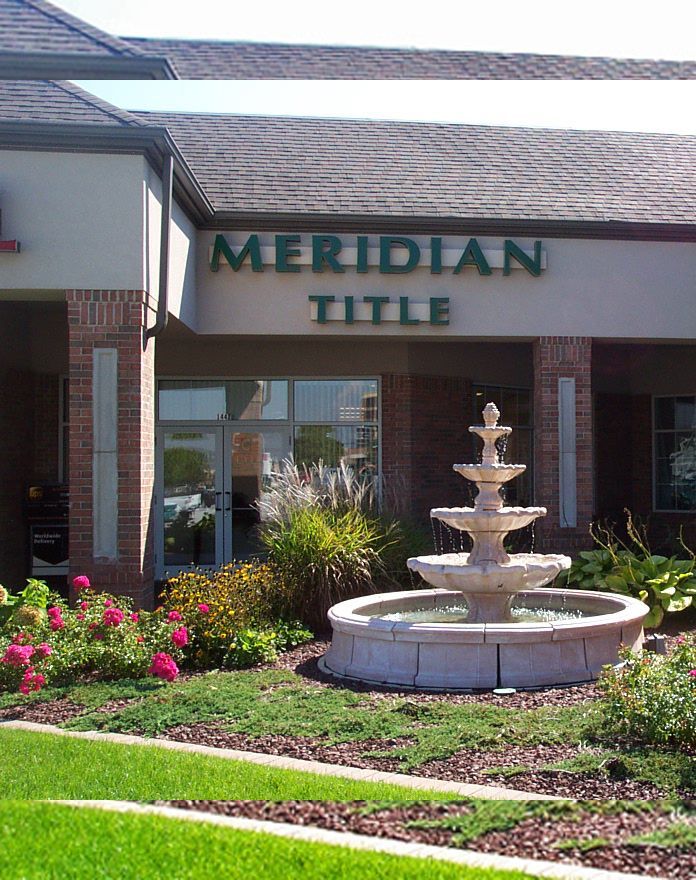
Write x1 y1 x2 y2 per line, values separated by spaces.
320 403 649 690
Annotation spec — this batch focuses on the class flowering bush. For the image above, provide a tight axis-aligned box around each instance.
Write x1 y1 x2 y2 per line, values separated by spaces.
0 576 183 695
161 562 312 669
598 634 696 749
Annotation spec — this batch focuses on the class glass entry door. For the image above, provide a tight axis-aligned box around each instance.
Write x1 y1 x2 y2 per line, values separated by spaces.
158 426 290 577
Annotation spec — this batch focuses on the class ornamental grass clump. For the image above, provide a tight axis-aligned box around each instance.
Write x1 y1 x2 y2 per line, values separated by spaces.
257 459 402 629
598 634 696 750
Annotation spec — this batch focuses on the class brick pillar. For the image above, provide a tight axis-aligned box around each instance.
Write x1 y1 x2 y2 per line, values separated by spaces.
66 290 155 607
381 375 471 521
533 337 593 556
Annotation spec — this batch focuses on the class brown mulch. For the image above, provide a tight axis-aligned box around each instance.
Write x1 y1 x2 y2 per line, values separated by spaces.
156 801 696 880
0 698 85 724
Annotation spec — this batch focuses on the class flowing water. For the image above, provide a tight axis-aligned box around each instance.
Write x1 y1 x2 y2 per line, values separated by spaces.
368 602 592 624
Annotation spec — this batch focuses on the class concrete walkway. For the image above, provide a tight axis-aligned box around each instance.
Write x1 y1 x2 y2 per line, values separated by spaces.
3 719 561 800
52 799 663 880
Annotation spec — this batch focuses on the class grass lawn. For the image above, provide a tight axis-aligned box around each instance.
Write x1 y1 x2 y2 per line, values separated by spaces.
0 801 541 880
2 664 692 795
0 728 456 801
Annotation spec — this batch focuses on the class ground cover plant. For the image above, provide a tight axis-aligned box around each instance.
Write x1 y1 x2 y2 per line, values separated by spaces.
3 638 693 799
0 802 539 880
0 727 452 800
158 800 695 880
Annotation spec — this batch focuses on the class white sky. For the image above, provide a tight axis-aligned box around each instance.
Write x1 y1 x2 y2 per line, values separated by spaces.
61 0 696 135
54 0 696 59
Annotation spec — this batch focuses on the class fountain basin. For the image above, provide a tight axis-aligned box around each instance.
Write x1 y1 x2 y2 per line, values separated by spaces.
408 552 570 592
320 588 649 690
431 507 547 533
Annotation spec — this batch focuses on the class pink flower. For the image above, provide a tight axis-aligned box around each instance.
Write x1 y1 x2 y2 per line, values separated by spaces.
103 607 125 627
104 599 113 608
35 643 52 658
130 613 139 622
1 644 35 667
19 668 45 695
80 601 89 611
76 613 85 621
72 575 91 590
148 652 179 682
47 607 65 631
197 603 210 614
136 636 145 644
167 610 182 622
93 633 104 641
171 626 188 648
689 669 696 678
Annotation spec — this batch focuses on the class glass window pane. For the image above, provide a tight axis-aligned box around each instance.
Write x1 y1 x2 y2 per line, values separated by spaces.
654 397 675 430
674 396 696 430
294 424 378 474
294 380 378 422
158 380 288 421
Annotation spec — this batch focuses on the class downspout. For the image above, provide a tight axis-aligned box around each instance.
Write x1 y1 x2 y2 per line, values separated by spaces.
145 151 173 343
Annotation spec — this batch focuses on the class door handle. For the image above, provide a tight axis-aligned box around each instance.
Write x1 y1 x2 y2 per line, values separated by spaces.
224 491 232 512
215 491 222 512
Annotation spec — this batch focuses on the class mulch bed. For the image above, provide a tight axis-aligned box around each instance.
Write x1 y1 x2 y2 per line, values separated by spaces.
0 698 85 724
156 800 696 880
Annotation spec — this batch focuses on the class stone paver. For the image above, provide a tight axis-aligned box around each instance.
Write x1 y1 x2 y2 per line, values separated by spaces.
2 719 560 800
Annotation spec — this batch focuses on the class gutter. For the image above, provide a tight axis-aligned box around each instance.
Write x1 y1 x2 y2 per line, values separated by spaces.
145 151 174 343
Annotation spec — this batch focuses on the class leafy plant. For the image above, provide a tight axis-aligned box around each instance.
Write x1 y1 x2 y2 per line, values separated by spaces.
563 511 696 627
597 634 696 750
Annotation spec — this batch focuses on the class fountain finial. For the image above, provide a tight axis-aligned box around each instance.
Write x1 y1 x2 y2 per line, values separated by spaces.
482 402 500 428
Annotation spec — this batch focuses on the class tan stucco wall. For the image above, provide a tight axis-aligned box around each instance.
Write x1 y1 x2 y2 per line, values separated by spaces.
194 231 696 341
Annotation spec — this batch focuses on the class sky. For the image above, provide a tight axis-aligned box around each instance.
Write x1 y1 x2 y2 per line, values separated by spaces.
57 0 696 135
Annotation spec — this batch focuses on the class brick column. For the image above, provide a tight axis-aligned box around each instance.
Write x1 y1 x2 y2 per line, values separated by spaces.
67 290 156 607
533 337 593 555
381 375 471 520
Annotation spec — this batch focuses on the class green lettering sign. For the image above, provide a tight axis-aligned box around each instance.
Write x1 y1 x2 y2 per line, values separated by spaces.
210 233 263 272
356 236 369 274
430 297 450 325
344 295 354 324
363 296 390 324
400 296 420 325
379 237 420 274
430 236 443 274
275 234 302 273
312 235 344 273
308 295 335 323
453 238 492 275
504 240 542 276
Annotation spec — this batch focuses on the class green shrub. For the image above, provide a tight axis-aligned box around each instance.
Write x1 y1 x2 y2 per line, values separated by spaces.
563 511 696 627
161 562 311 669
597 634 696 750
256 459 429 628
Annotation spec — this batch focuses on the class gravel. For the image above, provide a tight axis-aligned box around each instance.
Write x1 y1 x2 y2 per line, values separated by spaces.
156 800 696 880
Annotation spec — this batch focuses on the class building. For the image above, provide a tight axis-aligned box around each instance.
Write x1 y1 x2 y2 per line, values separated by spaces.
1 78 695 606
2 0 696 80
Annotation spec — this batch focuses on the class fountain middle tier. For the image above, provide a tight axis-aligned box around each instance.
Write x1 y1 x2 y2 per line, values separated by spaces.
407 551 571 621
431 506 547 564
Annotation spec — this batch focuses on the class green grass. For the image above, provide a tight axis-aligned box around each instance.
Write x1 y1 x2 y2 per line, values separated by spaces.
0 801 542 880
628 822 696 848
0 729 452 801
2 664 693 795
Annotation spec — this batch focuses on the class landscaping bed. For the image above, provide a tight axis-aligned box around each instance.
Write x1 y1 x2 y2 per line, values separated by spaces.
2 636 693 799
157 800 696 880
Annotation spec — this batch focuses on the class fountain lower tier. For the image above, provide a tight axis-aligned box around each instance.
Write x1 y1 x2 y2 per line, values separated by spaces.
406 552 571 622
320 588 650 690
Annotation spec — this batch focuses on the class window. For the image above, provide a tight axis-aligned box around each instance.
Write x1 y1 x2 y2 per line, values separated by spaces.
293 380 379 474
471 385 533 506
158 380 288 421
654 396 696 511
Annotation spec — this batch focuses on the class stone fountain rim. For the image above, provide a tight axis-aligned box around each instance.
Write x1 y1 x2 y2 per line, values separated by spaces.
431 505 547 516
407 551 571 573
326 587 650 642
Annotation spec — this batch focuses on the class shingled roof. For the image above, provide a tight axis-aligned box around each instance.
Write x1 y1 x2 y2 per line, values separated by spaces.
0 78 144 125
1 0 695 80
124 37 696 80
135 111 696 228
0 0 175 78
